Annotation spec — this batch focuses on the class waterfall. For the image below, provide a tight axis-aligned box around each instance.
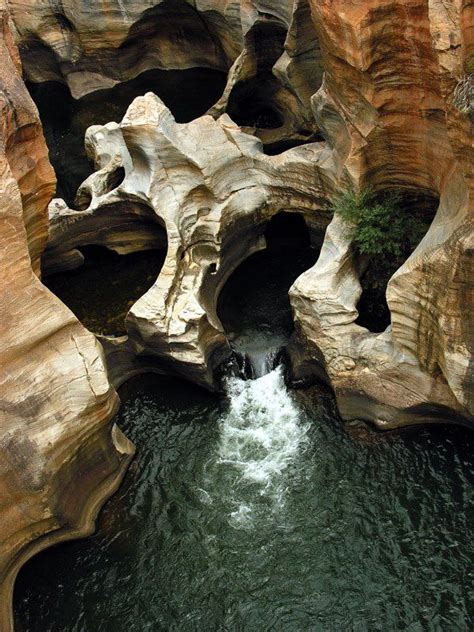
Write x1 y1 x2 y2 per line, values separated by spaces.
216 366 308 527
227 330 287 379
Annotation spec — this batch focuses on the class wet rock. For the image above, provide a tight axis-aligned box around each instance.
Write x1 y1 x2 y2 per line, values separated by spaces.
0 5 133 629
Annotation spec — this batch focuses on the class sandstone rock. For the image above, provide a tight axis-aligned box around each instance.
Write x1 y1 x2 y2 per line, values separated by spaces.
1 1 472 629
44 93 335 388
0 5 133 629
31 0 472 427
289 0 473 424
8 0 322 152
0 1 472 623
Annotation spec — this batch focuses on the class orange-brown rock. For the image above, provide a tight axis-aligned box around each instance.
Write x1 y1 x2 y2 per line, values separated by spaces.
0 0 472 622
21 0 471 427
0 4 133 630
289 0 473 425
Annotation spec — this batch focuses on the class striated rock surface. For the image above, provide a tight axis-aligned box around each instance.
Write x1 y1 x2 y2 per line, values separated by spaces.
0 0 472 621
8 0 323 153
289 0 473 427
0 4 133 629
44 92 335 388
35 0 472 427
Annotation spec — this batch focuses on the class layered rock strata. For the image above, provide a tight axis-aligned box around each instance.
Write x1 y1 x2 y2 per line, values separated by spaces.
44 93 335 387
40 1 472 428
0 5 133 630
8 0 323 152
289 0 473 426
1 0 473 623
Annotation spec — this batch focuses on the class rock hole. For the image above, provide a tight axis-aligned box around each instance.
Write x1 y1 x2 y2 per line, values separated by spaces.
227 73 284 129
43 245 166 336
217 213 322 375
27 68 227 207
262 133 325 155
105 167 126 193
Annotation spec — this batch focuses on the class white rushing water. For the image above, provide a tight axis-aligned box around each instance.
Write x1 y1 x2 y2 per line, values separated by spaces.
217 366 309 526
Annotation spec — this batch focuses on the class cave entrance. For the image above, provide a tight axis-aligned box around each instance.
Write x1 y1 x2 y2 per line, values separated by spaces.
217 212 321 377
227 23 287 131
43 245 166 337
227 72 284 129
28 68 227 207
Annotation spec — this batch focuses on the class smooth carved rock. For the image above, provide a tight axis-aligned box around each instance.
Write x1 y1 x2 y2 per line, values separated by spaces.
0 1 472 624
44 93 335 387
8 0 323 148
0 5 133 630
31 0 471 425
45 82 472 428
289 0 473 425
290 214 469 428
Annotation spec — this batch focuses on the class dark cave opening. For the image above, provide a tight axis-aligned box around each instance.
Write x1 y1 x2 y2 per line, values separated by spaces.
217 213 321 376
354 191 440 333
43 245 166 336
27 68 227 207
226 72 284 129
262 133 326 156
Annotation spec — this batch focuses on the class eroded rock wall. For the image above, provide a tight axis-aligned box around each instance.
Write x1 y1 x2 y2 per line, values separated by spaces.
8 0 323 151
44 94 335 388
0 5 133 629
289 0 473 426
33 0 472 427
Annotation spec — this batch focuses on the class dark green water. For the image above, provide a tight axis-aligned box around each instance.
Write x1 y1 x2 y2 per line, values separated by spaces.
14 371 474 631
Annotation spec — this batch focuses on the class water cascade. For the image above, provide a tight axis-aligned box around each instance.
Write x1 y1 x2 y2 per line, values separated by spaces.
217 212 322 379
15 371 474 631
216 366 309 528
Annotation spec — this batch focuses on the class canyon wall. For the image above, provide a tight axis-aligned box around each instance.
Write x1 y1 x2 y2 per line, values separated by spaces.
16 0 470 427
0 4 133 630
290 0 473 426
0 0 472 625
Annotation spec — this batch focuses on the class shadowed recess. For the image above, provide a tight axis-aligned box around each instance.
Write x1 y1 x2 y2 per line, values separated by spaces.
27 68 227 206
262 132 325 155
43 245 166 336
227 72 284 129
355 190 440 333
218 213 321 374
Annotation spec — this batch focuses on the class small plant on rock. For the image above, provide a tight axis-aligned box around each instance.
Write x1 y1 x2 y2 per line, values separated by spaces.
333 187 426 267
332 187 428 330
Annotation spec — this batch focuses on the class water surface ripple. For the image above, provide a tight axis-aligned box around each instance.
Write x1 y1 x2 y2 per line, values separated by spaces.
15 373 474 631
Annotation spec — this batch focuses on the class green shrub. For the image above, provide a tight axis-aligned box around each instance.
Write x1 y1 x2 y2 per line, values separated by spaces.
465 53 474 76
332 187 426 262
332 187 429 330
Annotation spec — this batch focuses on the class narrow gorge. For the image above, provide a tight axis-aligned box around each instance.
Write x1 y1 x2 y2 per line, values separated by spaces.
0 1 472 630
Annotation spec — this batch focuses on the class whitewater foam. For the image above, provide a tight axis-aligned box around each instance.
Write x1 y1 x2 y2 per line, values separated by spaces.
216 366 308 526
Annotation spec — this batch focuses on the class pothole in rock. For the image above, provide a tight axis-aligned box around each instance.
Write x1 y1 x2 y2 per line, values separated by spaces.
28 68 227 207
225 19 324 153
354 190 440 333
217 212 323 377
43 245 166 336
227 72 284 130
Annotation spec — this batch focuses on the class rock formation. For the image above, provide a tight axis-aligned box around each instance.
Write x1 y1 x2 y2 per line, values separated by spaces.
0 5 133 630
0 0 472 627
8 0 322 148
43 93 334 387
290 0 473 427
39 0 473 428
